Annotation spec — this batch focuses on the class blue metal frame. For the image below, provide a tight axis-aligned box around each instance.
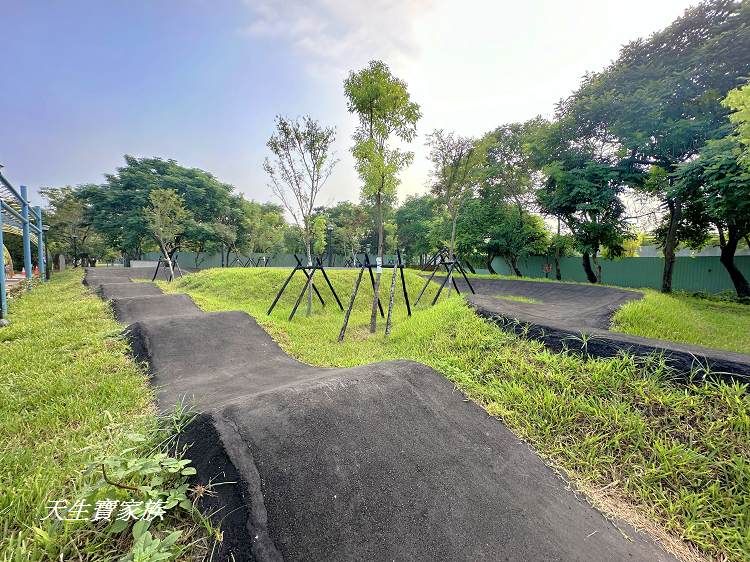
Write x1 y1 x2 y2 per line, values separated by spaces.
0 171 45 320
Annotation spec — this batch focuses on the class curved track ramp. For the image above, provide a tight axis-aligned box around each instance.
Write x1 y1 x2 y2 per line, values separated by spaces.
85 268 677 562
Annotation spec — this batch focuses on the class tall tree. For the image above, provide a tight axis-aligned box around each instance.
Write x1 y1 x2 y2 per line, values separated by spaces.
564 0 750 292
675 136 750 297
531 120 638 283
84 156 235 264
40 185 96 267
480 119 547 274
263 115 337 315
426 130 484 288
344 60 421 332
143 189 191 279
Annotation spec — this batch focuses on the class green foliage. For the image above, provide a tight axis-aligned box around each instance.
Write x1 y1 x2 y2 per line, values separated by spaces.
456 198 548 275
84 156 236 260
124 524 182 562
724 81 750 164
612 289 750 353
344 60 421 259
394 194 440 262
263 115 337 260
40 185 111 265
164 268 750 561
144 189 191 256
674 135 750 296
531 120 637 281
322 201 370 258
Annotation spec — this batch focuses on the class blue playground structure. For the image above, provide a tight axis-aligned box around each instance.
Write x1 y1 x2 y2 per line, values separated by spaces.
0 168 46 320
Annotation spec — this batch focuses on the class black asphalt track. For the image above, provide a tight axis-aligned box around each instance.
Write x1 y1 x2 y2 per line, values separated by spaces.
434 275 750 382
85 268 678 562
431 276 641 330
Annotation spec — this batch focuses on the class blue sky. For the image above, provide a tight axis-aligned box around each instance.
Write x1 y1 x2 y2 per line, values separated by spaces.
2 0 696 209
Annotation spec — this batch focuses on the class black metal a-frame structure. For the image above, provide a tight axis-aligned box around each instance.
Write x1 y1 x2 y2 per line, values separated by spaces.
414 249 475 306
151 255 183 282
338 250 411 341
229 253 273 268
267 255 343 321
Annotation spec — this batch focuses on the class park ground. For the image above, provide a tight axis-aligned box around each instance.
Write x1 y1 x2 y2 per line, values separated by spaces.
0 271 206 561
2 268 749 561
161 267 750 562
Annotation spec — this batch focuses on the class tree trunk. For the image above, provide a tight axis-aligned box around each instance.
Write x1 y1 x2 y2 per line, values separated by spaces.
582 252 597 283
510 255 522 277
486 253 497 274
719 226 750 298
305 240 313 316
592 252 602 283
370 188 384 333
661 197 681 293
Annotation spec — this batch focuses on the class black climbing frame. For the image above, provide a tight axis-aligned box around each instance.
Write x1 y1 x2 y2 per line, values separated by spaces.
414 249 475 306
151 255 183 282
338 250 411 341
267 255 343 321
229 253 273 267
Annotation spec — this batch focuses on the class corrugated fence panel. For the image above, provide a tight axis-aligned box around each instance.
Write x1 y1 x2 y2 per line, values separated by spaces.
491 255 750 294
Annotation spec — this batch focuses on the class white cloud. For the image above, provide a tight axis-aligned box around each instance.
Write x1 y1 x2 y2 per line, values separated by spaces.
240 0 698 204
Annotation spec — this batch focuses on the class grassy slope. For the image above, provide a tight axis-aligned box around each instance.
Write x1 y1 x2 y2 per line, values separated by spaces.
612 290 750 354
163 268 750 562
0 271 154 559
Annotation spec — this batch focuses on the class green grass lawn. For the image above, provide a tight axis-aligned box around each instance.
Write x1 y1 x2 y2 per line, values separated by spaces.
161 267 750 562
0 271 203 560
612 290 750 354
493 294 540 304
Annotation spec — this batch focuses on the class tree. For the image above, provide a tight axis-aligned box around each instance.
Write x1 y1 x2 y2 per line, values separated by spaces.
143 189 191 279
538 159 634 283
455 197 548 276
263 115 337 315
344 60 421 332
426 130 484 290
324 201 370 261
395 194 439 265
564 0 750 292
479 119 548 275
40 185 95 267
674 136 750 297
84 156 236 264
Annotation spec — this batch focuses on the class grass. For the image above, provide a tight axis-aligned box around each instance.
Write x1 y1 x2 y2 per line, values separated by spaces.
493 294 539 304
0 271 205 560
161 267 750 562
612 290 750 354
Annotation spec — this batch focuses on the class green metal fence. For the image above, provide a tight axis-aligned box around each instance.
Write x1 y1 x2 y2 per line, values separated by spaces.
491 255 750 293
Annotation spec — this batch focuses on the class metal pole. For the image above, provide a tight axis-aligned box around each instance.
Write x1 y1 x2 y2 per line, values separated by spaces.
432 262 456 305
20 185 32 285
267 267 298 315
35 206 45 281
0 205 8 319
385 261 398 336
338 265 365 342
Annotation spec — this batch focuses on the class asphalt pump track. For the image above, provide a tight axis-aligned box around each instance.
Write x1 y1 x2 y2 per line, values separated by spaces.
85 268 677 561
